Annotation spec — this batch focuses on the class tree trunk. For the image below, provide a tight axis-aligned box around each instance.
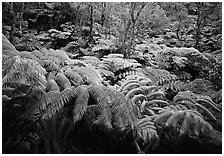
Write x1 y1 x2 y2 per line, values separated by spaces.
9 2 15 44
195 2 202 50
101 2 106 27
18 3 24 31
121 20 132 59
89 4 93 36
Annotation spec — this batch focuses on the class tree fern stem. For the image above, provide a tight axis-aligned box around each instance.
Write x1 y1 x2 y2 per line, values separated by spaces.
133 140 144 154
8 116 42 153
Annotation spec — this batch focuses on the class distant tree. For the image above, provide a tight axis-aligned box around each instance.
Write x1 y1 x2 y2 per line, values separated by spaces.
187 2 221 50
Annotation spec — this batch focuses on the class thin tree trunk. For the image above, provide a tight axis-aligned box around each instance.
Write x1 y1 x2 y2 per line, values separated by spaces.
9 2 15 44
121 20 132 58
101 2 106 27
89 4 93 36
18 3 24 31
195 4 201 50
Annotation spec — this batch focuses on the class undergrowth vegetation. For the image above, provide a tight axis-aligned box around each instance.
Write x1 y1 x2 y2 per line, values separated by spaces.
2 2 222 154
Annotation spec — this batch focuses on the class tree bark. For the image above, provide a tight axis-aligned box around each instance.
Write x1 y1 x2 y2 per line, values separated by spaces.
101 2 106 27
9 2 15 44
89 4 93 36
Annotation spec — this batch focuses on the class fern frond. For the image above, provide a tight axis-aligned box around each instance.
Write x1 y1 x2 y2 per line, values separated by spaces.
136 117 159 146
195 103 216 121
87 85 112 128
147 90 165 101
48 49 71 62
46 79 60 92
43 55 64 67
3 56 47 89
39 48 50 55
23 87 76 120
122 82 140 93
41 60 60 72
140 85 158 95
173 91 197 103
119 79 139 92
148 99 169 107
31 50 45 59
97 68 115 78
2 34 19 57
72 85 89 123
131 94 146 105
64 68 84 86
126 88 144 99
19 51 40 62
54 73 71 90
176 100 196 109
196 98 220 112
73 66 103 85
174 71 192 81
81 56 100 67
139 67 177 85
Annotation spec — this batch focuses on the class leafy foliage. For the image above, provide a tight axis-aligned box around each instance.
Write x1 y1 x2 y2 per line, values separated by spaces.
2 2 222 154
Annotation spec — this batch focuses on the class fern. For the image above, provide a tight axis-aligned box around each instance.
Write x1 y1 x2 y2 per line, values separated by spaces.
160 80 189 93
72 65 103 85
18 51 40 62
138 67 177 85
31 50 45 59
48 49 71 62
43 55 64 68
3 56 47 90
54 73 72 90
81 56 100 68
187 78 215 94
174 71 192 81
22 87 76 121
72 85 89 124
2 34 19 57
64 68 84 86
39 48 50 56
87 85 112 128
46 79 60 92
41 60 60 72
154 109 216 137
136 117 159 147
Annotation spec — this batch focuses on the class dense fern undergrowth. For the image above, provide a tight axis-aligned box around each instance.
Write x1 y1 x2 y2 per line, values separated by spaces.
2 4 222 153
2 32 222 154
